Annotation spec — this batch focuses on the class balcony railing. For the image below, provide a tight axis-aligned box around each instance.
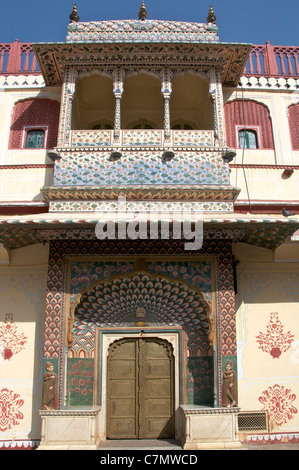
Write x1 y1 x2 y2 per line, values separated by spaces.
1 40 298 79
243 41 299 77
70 129 215 148
0 40 39 74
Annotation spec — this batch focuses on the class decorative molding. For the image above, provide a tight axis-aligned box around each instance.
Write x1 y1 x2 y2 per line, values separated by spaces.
230 164 299 169
66 19 220 45
39 408 100 417
239 75 299 90
0 440 40 450
240 433 299 445
42 185 239 204
180 404 240 415
33 42 251 87
0 74 44 88
48 200 234 213
0 164 54 170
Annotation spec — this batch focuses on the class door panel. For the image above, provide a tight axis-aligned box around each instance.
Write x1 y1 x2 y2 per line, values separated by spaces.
107 340 137 439
141 339 174 438
107 337 174 439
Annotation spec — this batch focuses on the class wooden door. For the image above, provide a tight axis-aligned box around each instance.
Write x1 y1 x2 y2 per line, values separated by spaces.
107 337 174 439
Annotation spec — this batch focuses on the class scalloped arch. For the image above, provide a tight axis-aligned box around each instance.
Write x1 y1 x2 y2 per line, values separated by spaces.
70 271 212 355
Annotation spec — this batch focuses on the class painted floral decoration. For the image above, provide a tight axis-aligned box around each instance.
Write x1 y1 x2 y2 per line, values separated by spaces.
0 388 24 432
259 384 297 426
0 314 27 360
256 312 294 359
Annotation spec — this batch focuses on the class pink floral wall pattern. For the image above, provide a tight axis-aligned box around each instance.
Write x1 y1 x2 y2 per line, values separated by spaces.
0 313 27 360
0 388 24 431
256 312 294 359
259 384 297 426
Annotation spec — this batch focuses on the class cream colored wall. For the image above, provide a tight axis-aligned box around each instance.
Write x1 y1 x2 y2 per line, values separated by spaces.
0 165 53 202
0 87 60 203
234 241 299 433
223 87 299 205
230 166 299 204
0 243 49 441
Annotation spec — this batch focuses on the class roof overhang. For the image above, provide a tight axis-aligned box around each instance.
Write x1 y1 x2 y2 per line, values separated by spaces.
0 213 298 251
33 41 251 87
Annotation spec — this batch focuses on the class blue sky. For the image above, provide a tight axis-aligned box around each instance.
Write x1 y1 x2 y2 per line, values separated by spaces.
1 0 298 46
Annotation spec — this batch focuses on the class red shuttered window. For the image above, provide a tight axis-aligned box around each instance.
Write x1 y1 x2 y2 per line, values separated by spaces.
288 103 299 150
224 100 274 150
9 98 60 149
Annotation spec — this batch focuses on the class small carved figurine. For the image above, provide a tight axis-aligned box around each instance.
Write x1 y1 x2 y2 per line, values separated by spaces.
222 360 238 407
42 362 58 410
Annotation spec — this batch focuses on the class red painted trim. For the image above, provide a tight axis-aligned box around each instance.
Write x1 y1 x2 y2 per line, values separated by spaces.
0 439 39 450
230 164 299 169
234 203 299 214
0 164 54 169
0 205 49 215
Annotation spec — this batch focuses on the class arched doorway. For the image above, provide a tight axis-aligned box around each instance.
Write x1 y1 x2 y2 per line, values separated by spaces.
67 268 214 429
106 337 175 439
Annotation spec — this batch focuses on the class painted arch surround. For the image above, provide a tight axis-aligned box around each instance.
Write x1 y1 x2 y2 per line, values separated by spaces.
64 257 217 410
70 271 212 356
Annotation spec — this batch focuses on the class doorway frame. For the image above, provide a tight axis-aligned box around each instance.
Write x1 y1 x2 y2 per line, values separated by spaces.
95 326 187 442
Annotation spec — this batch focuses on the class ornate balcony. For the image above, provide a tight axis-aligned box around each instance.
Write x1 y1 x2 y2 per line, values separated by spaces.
70 129 215 149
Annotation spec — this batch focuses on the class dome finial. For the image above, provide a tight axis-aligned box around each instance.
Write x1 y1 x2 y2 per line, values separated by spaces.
70 4 79 23
207 6 216 23
138 2 147 21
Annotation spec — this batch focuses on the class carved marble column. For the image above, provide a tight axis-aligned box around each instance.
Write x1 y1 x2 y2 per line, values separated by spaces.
163 93 171 141
113 69 124 143
113 94 122 142
209 67 218 143
209 67 226 147
57 66 76 147
161 71 172 142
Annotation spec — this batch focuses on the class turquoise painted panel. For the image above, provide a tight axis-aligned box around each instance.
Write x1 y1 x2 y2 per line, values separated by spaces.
53 151 230 186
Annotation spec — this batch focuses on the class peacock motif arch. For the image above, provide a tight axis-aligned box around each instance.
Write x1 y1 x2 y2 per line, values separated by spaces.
69 271 213 356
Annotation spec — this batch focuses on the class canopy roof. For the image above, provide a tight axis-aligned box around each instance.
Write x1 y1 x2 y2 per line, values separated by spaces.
33 39 250 87
0 212 298 251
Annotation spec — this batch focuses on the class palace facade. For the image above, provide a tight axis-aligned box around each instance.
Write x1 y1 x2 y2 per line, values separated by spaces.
0 4 299 449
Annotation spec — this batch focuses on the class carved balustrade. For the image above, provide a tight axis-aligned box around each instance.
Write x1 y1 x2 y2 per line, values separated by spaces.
1 40 298 79
243 41 299 77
